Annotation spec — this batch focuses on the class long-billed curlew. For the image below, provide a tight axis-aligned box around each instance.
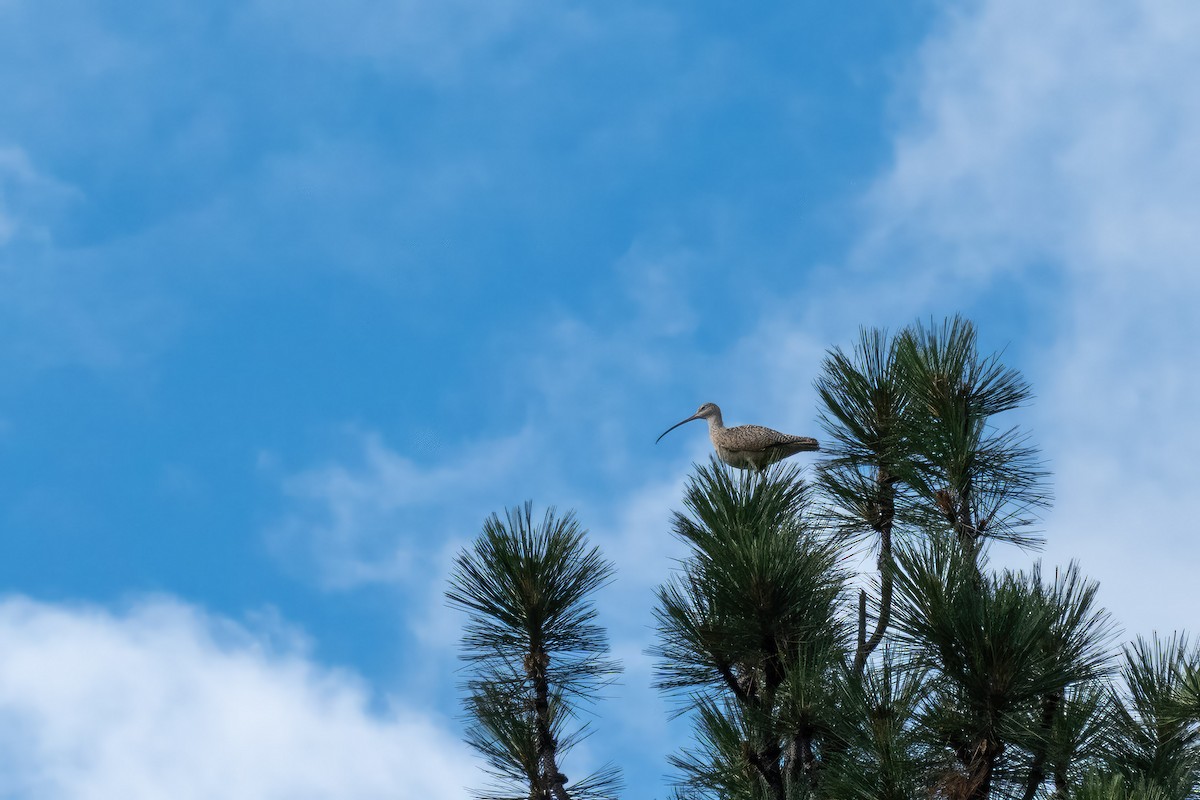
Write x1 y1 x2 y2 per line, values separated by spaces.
655 402 820 471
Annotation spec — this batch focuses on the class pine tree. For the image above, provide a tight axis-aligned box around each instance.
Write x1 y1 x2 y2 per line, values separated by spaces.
651 462 847 799
447 503 622 800
448 316 1200 800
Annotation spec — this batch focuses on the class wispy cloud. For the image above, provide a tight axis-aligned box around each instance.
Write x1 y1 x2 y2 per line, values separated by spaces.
267 427 535 590
0 146 173 370
848 0 1200 636
626 0 1200 645
237 0 597 85
0 595 472 800
867 1 1200 277
0 146 77 247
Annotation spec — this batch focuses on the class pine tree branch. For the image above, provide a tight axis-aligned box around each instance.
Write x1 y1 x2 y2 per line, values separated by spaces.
745 744 786 800
1052 761 1068 799
854 472 895 675
857 590 867 662
527 645 570 800
1020 690 1062 800
798 725 819 788
448 504 620 800
717 663 754 707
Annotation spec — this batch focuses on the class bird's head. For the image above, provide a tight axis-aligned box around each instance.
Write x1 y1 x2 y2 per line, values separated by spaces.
656 403 722 443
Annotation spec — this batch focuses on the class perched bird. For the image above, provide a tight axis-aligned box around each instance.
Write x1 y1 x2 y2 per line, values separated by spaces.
655 402 820 471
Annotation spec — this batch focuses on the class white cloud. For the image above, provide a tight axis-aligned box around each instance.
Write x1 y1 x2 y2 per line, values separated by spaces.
0 595 472 800
869 2 1200 277
268 428 535 589
850 0 1200 638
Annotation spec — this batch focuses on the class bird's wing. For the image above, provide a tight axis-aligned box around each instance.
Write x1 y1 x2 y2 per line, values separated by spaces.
728 425 818 452
727 424 789 451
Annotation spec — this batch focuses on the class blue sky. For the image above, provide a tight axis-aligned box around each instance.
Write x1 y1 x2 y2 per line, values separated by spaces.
1 1 1198 797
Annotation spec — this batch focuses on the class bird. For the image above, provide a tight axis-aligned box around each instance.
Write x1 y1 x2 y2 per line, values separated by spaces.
655 402 820 471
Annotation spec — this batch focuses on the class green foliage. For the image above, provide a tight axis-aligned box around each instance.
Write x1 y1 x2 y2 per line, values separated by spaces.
1042 680 1118 790
817 317 1050 683
820 657 936 800
1102 635 1200 799
447 503 621 800
653 461 847 698
816 326 907 489
890 535 1115 796
651 316 1130 800
818 316 1049 552
448 503 616 695
652 460 849 799
894 315 1049 550
816 325 909 546
667 697 777 800
447 315 1200 800
892 545 1114 713
463 684 567 798
1072 773 1174 800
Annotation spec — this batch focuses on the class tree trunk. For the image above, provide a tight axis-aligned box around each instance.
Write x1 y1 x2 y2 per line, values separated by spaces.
1019 691 1061 800
853 471 895 675
527 646 569 800
963 738 1002 800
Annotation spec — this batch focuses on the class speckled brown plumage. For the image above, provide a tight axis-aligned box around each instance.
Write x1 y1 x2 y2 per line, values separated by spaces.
656 402 820 471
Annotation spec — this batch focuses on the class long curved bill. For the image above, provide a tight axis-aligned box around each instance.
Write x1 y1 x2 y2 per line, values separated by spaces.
655 413 701 443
